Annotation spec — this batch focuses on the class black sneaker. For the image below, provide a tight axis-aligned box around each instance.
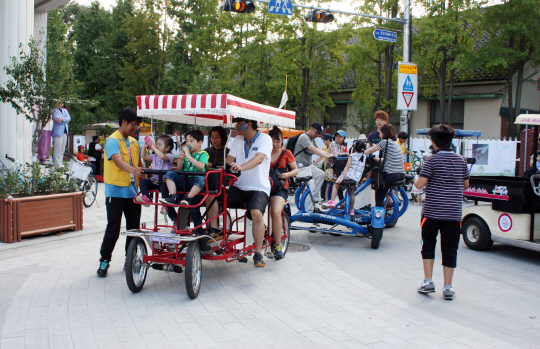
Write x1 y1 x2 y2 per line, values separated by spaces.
180 195 189 206
253 252 265 268
273 244 284 260
159 194 177 205
209 228 223 242
97 260 109 277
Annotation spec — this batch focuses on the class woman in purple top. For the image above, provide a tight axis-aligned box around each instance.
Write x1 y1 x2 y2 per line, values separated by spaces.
136 135 174 206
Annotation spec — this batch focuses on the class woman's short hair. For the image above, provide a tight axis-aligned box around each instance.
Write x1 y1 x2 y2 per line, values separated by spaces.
380 124 397 141
374 110 389 122
210 126 228 148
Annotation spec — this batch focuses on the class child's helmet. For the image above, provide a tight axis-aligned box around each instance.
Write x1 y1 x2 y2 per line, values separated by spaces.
78 145 85 150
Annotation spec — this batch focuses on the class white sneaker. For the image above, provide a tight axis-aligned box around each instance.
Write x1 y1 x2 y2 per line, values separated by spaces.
418 279 435 293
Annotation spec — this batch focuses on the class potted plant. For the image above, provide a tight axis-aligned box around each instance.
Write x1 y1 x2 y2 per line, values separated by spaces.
0 164 84 243
0 38 95 243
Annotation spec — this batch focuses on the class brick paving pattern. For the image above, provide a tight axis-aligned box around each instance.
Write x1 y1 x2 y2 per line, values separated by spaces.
1 183 539 348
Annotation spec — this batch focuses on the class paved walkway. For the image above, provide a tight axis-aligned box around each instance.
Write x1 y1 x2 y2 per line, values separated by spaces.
1 183 539 349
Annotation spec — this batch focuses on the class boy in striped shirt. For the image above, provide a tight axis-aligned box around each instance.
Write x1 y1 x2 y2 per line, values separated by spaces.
413 124 470 300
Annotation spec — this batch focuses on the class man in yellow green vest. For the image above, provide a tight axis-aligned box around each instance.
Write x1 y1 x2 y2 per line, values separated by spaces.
97 108 143 277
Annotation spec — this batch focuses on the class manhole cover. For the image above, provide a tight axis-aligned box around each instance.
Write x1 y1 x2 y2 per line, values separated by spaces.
287 243 311 253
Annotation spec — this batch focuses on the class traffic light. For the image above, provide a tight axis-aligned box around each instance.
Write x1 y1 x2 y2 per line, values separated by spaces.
222 0 255 13
305 10 334 23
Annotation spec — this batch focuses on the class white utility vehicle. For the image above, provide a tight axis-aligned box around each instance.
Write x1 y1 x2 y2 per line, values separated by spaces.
462 114 540 252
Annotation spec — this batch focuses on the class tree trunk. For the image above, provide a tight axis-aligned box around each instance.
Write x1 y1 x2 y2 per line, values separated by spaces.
507 68 515 137
447 67 455 124
384 44 394 106
514 58 525 135
298 37 311 129
438 53 448 124
384 0 397 107
376 54 382 110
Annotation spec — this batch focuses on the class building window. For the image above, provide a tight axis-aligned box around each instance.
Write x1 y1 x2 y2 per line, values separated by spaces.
430 100 464 129
325 104 347 133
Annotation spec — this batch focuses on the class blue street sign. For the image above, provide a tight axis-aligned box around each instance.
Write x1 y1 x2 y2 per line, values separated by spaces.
403 75 413 91
373 29 397 43
268 0 293 16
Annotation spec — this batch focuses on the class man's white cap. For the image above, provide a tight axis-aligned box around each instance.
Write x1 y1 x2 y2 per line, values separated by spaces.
358 134 367 140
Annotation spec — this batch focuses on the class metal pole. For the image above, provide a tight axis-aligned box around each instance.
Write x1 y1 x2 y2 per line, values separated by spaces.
400 0 411 133
251 0 407 24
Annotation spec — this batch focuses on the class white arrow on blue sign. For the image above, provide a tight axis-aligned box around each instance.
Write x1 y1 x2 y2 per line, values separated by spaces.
268 0 293 16
373 29 397 43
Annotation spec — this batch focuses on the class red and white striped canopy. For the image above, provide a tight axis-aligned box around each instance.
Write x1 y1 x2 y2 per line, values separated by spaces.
137 94 295 128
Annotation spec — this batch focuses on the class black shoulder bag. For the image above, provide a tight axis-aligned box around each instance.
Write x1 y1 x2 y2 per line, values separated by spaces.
371 139 388 190
270 150 287 194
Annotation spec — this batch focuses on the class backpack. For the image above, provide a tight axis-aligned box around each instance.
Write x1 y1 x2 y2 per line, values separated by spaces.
269 150 287 194
285 133 307 157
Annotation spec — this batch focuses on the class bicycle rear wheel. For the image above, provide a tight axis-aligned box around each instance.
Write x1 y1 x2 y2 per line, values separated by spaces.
83 175 98 208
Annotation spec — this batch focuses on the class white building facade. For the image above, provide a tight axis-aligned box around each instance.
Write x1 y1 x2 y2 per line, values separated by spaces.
0 0 69 165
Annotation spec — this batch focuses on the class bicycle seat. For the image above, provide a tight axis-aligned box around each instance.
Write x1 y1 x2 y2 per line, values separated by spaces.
391 180 406 188
341 180 357 187
405 174 414 182
296 176 312 183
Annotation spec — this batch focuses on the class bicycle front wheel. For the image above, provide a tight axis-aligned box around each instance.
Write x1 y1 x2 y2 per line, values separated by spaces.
83 175 98 208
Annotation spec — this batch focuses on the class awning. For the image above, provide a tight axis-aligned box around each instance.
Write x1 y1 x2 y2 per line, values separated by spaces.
260 127 304 139
416 129 481 137
136 94 296 128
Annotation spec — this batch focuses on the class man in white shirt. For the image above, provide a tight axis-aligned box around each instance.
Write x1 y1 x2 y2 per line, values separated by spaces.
51 102 71 168
294 122 332 212
226 117 272 268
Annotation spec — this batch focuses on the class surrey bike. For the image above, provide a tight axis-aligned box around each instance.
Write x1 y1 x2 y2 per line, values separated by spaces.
122 93 294 299
289 154 413 249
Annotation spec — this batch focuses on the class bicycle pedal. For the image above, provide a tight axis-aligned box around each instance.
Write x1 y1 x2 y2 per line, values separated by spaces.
266 252 275 259
237 256 248 263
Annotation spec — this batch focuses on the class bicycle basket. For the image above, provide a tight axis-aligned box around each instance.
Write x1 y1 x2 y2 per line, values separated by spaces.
69 162 92 180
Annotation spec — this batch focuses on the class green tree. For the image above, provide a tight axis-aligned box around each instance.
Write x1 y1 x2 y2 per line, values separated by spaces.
414 0 484 124
347 0 401 113
118 0 169 105
479 0 540 136
71 1 135 121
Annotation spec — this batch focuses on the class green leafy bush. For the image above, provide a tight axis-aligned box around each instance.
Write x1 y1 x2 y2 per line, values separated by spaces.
0 164 79 199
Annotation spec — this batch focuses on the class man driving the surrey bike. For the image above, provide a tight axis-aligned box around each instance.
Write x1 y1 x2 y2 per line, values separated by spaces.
226 117 273 268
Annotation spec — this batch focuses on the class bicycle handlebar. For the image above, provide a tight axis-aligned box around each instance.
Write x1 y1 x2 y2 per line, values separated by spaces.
5 154 16 163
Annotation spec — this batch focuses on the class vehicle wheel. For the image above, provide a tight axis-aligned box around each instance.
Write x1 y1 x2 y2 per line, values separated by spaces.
83 175 98 208
384 198 398 228
125 237 148 293
280 215 290 257
218 208 232 234
462 216 493 251
185 241 202 299
385 218 398 228
371 228 383 249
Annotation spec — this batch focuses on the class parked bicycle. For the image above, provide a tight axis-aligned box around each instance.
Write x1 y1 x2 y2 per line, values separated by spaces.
65 154 98 208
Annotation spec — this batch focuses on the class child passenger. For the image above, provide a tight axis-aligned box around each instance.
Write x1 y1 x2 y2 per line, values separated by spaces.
410 166 423 205
323 140 367 214
160 130 208 206
136 135 174 207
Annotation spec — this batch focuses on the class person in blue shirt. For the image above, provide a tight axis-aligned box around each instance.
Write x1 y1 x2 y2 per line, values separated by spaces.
97 108 144 277
51 102 71 169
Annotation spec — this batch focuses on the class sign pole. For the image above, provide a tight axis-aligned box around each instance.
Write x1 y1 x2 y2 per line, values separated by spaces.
400 0 411 133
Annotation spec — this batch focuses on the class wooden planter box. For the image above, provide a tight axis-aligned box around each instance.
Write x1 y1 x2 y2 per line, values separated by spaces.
0 192 83 243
